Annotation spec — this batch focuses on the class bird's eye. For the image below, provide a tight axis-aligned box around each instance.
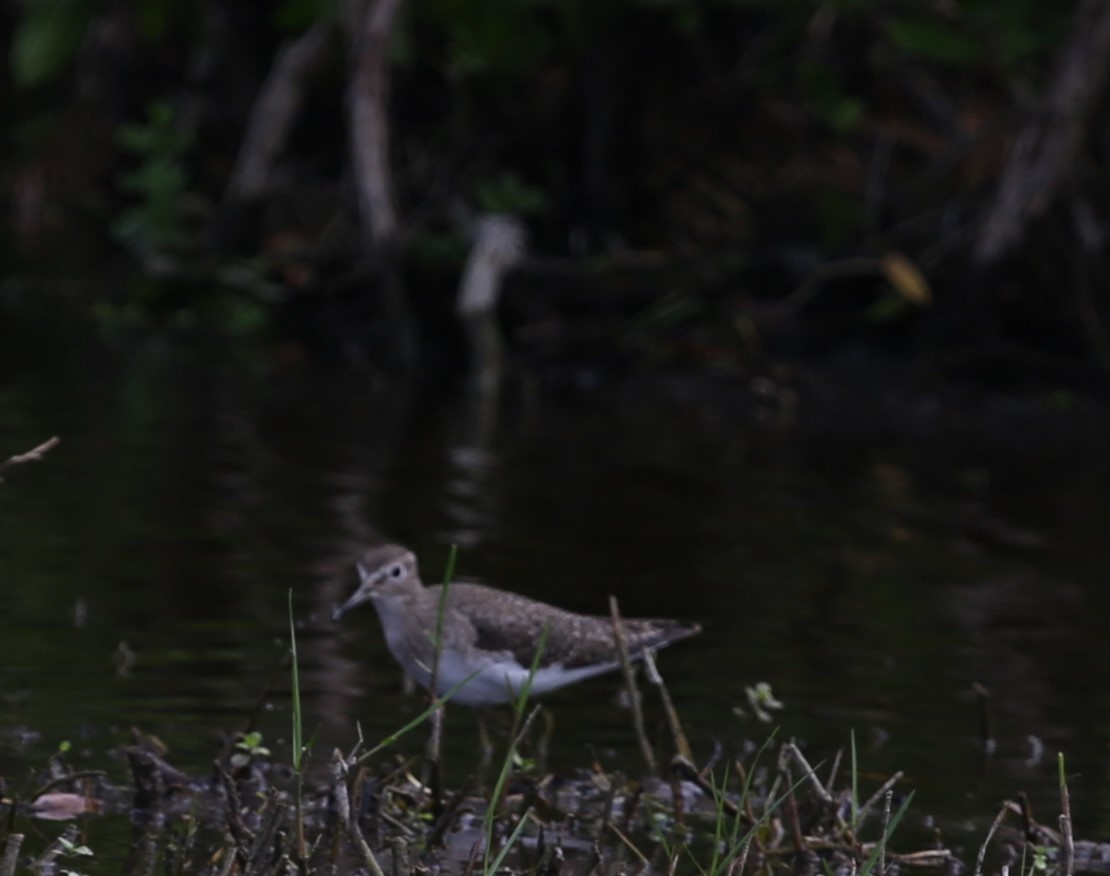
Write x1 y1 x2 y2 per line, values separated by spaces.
390 564 403 578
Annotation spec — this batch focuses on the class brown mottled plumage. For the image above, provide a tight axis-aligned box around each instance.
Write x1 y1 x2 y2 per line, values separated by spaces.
332 544 701 707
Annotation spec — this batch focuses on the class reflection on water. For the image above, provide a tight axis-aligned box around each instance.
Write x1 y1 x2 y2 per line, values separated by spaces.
3 321 1110 854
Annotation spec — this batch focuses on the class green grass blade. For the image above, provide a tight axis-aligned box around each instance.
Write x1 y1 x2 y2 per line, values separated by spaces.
483 623 550 873
859 791 914 876
356 669 481 764
485 805 533 874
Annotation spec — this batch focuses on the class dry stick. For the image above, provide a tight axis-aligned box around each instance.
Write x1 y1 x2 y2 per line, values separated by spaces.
781 764 810 861
31 770 107 799
390 836 411 876
668 849 681 876
642 648 695 762
727 837 752 876
217 762 252 859
699 738 725 781
784 742 834 804
672 755 740 819
892 850 957 868
825 747 844 796
858 772 904 822
216 844 238 876
461 840 481 876
878 790 892 876
608 596 656 772
515 703 544 748
244 789 287 876
604 822 651 869
1059 753 1075 876
0 436 60 480
331 750 388 876
0 834 23 876
973 0 1110 265
974 801 1013 876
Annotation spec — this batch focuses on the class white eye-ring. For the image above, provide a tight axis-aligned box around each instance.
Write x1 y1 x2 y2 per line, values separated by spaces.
390 564 403 578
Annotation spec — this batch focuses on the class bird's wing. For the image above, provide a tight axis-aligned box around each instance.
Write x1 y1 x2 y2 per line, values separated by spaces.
447 584 698 669
446 584 574 665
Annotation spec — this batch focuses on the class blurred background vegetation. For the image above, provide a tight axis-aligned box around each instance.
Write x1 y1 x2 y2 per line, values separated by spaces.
4 0 1108 387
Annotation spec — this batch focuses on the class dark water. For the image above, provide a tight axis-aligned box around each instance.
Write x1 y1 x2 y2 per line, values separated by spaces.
4 312 1110 867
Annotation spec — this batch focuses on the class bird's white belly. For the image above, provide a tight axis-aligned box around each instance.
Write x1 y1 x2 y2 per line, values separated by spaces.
432 651 616 706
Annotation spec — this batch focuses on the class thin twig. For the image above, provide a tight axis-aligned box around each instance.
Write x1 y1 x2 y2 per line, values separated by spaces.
244 789 286 876
604 821 650 868
217 762 251 858
514 704 544 749
609 596 656 772
878 790 892 876
1059 752 1075 876
332 750 387 876
672 755 740 818
781 764 808 859
215 843 238 876
784 742 833 804
890 849 956 868
825 747 844 796
642 649 694 762
727 837 751 876
0 436 60 480
31 770 108 799
858 772 904 822
974 801 1012 876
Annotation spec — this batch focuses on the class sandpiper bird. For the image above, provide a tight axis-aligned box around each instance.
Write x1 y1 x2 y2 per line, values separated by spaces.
331 544 701 707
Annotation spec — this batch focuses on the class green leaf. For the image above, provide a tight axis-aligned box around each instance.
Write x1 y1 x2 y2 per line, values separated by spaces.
11 0 93 87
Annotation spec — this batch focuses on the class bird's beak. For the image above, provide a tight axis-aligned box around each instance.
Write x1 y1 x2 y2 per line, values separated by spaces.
331 561 376 622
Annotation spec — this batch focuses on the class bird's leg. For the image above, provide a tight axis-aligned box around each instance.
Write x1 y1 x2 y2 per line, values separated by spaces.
536 707 555 774
477 708 494 771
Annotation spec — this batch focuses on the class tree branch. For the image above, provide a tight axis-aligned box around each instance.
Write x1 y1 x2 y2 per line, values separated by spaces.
974 0 1110 265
